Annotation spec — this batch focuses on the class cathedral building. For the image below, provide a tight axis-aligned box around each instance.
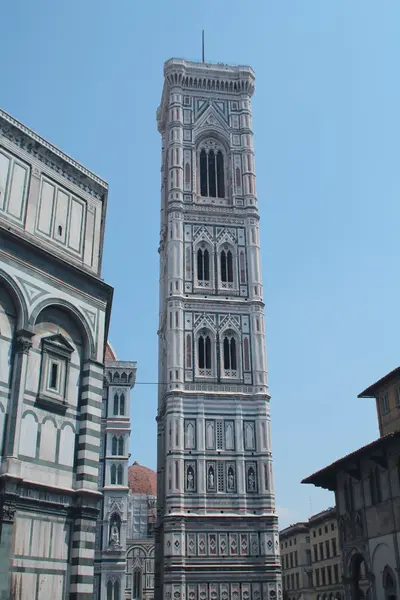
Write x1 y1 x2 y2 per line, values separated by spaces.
155 58 281 600
0 107 113 599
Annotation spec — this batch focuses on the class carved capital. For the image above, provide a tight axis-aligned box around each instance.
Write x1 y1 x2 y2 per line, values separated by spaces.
14 329 34 355
1 502 16 523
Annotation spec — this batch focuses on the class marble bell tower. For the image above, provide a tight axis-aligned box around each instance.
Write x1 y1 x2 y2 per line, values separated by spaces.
155 57 281 600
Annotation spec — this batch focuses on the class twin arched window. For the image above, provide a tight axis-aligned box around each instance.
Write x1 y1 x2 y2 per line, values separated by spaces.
196 247 235 285
111 463 123 485
196 332 239 377
112 435 124 456
113 392 125 416
200 149 225 198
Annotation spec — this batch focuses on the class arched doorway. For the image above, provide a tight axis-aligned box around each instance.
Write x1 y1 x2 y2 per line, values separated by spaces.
349 553 368 600
383 566 397 600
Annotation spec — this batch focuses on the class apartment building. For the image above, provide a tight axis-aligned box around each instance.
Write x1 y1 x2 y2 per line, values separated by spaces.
280 509 343 600
280 522 313 600
309 508 343 600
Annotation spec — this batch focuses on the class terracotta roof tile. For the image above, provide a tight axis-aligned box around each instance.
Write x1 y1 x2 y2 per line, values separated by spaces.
128 462 157 495
105 342 117 361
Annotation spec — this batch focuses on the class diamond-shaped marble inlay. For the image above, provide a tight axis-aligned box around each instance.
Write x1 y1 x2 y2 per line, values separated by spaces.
174 540 180 549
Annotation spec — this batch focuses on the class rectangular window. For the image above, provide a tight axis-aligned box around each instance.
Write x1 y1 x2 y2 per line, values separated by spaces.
321 567 326 586
396 386 400 407
332 538 337 556
315 569 320 587
306 536 310 542
381 393 389 414
295 551 298 566
334 564 339 583
290 574 294 590
295 573 299 589
319 542 324 560
306 549 312 565
49 361 59 390
325 540 330 558
327 566 332 585
313 544 318 562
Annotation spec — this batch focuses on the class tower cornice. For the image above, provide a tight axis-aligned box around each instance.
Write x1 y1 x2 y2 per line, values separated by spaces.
157 58 255 133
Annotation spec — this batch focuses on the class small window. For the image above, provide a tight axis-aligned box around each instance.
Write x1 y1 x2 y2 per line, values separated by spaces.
396 386 400 407
49 361 59 390
381 393 390 415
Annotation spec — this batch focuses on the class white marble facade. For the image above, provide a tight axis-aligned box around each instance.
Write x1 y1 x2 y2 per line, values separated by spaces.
0 108 112 599
155 59 281 600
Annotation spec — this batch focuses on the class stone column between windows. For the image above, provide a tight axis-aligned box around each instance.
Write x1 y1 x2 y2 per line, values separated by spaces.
235 404 246 505
3 329 34 468
75 358 104 491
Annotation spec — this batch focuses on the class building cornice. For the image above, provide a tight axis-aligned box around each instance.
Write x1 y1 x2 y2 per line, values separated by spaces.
0 108 107 198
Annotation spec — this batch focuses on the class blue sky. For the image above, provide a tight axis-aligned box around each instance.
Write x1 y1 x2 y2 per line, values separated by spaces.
2 0 398 528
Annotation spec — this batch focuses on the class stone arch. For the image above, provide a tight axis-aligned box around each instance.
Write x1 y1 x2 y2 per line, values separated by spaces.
194 129 230 153
383 565 397 600
348 550 369 600
19 410 39 458
0 268 28 330
59 422 76 467
29 298 95 359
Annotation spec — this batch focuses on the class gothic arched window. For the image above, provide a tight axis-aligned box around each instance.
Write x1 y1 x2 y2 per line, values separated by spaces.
112 436 118 456
120 393 125 415
198 333 212 371
118 436 124 455
186 334 192 369
221 249 233 283
107 581 113 600
223 335 237 371
110 464 117 485
116 464 123 485
113 393 118 415
133 569 142 600
197 248 210 282
199 146 225 198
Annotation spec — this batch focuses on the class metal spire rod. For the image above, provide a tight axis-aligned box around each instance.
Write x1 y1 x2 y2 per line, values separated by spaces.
202 30 205 63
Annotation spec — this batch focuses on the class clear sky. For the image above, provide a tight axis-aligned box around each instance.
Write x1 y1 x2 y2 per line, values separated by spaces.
1 0 398 529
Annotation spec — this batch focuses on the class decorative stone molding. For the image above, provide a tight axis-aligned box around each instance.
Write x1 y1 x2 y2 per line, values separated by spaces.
0 109 107 198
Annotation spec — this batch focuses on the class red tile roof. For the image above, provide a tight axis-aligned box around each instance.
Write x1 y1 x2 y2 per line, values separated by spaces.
105 342 117 361
128 462 157 495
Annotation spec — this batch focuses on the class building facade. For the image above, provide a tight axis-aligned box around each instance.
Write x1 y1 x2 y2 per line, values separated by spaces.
155 58 281 600
308 509 343 600
303 367 400 600
280 522 313 600
95 342 137 600
0 108 113 599
280 510 342 600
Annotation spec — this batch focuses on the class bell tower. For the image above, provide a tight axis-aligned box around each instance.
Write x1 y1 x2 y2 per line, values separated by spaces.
155 58 281 600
